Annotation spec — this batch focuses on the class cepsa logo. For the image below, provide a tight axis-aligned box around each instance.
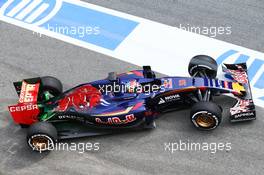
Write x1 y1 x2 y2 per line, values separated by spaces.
217 50 264 102
0 0 62 25
9 104 38 112
19 82 39 103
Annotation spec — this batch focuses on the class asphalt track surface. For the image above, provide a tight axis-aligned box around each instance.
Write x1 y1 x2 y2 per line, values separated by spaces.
0 0 264 175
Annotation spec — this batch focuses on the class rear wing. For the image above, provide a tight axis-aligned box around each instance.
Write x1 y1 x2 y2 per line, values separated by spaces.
8 77 41 125
223 63 256 122
13 77 40 98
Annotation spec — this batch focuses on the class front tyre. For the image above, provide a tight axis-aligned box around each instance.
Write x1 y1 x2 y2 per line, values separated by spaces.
190 102 222 130
188 55 218 78
27 122 58 152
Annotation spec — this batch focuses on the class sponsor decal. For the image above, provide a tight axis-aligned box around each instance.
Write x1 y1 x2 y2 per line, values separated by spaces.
19 81 39 103
93 106 134 117
8 103 40 124
158 94 180 104
95 114 136 125
165 94 180 101
162 78 173 89
230 99 253 115
9 104 38 112
179 79 187 86
58 115 77 119
57 115 85 122
234 112 255 119
158 98 165 104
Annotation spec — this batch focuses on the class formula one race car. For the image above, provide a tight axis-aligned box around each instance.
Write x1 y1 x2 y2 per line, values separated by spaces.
8 55 256 152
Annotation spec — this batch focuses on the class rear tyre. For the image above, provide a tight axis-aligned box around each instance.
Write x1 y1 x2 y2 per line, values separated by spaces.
40 76 63 99
27 122 58 152
188 55 218 78
190 102 222 130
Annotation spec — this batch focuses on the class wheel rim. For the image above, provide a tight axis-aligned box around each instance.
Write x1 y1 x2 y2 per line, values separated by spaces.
29 135 53 152
195 113 216 128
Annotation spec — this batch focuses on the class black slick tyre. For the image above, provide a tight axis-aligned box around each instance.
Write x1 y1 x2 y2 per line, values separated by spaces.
188 55 218 78
190 102 222 130
27 122 58 152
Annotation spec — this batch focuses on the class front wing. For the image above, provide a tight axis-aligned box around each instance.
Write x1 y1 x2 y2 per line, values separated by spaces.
223 63 256 122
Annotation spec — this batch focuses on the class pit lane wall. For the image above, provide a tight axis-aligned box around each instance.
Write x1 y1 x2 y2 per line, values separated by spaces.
0 0 263 107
